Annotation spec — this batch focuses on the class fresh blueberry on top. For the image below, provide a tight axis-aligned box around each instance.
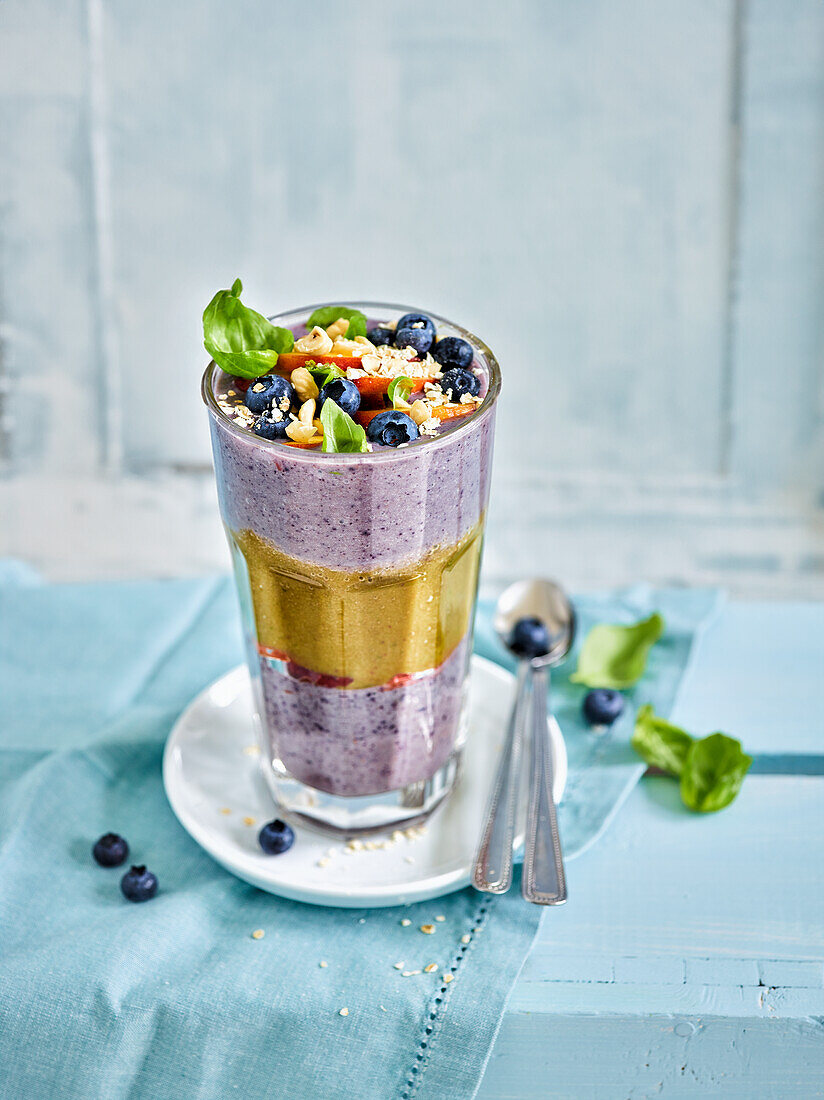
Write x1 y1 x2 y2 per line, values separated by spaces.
395 312 436 340
258 819 295 855
252 410 290 439
318 377 361 417
508 616 551 659
394 326 434 357
582 689 625 726
120 865 158 902
365 410 420 447
432 336 474 371
244 375 297 416
92 833 129 868
439 367 480 402
368 326 395 347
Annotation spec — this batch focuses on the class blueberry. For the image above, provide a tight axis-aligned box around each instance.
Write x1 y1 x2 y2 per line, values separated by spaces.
252 410 290 439
368 326 395 347
318 377 361 417
92 833 129 868
258 819 295 855
395 312 436 340
432 336 474 371
508 616 551 659
365 410 420 447
394 326 434 357
582 689 625 726
439 368 480 402
244 375 297 416
120 864 158 902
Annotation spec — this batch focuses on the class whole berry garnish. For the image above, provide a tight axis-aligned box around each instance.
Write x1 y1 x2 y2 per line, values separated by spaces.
367 326 395 347
253 409 290 439
92 833 129 868
432 336 473 371
394 326 434 357
582 689 625 726
365 410 420 448
258 819 295 855
120 865 158 903
395 312 436 340
319 377 361 417
508 616 551 659
439 367 480 402
244 375 297 416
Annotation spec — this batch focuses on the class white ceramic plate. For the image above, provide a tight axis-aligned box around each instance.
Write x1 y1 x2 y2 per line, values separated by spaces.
162 655 567 908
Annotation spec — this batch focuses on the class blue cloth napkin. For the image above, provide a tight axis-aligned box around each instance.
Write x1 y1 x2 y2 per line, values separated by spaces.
0 565 721 1100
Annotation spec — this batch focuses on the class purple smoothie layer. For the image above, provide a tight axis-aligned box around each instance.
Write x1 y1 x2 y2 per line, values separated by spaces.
209 406 495 572
261 637 470 797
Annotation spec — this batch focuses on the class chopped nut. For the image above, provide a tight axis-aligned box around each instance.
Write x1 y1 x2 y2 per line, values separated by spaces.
402 970 421 977
219 807 232 815
424 963 438 973
420 924 435 935
319 960 328 968
435 915 446 922
295 326 333 355
316 857 330 868
393 961 405 970
400 918 411 927
291 367 319 402
325 317 350 340
443 973 454 984
298 398 316 426
338 1007 349 1017
242 816 256 826
409 399 430 425
285 420 321 444
461 934 471 945
251 929 265 940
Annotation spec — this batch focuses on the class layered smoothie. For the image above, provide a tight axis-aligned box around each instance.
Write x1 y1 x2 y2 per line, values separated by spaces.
202 290 499 831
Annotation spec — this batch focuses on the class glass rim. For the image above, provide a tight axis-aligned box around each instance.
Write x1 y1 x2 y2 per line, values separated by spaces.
201 299 501 464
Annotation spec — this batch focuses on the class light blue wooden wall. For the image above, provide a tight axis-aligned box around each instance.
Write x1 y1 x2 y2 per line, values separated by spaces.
1 0 823 595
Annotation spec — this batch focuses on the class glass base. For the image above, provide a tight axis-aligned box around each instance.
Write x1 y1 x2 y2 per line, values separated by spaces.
261 752 461 838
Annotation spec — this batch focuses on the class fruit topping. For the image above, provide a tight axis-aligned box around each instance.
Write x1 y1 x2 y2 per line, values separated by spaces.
294 326 334 356
439 367 480 402
396 312 436 341
432 336 473 371
394 326 434 357
318 377 361 417
253 409 290 439
92 833 129 868
582 689 625 726
368 326 395 347
244 374 297 415
365 410 420 447
120 864 158 902
258 819 295 855
508 616 551 659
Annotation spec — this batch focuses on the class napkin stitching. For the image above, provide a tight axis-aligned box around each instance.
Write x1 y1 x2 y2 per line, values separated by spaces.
400 898 494 1100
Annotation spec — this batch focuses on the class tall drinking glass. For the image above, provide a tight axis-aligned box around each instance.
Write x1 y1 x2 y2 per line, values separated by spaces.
203 302 500 835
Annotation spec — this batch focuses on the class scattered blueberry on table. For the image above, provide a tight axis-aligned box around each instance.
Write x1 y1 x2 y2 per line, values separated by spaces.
508 616 551 659
583 688 625 726
92 833 129 867
120 865 159 902
365 410 420 447
258 819 295 855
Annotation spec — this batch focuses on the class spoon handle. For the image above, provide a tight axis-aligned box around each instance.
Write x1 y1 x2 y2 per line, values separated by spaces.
472 660 530 893
522 665 567 905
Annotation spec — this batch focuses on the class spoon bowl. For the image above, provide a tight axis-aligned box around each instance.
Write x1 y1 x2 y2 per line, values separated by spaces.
494 578 576 667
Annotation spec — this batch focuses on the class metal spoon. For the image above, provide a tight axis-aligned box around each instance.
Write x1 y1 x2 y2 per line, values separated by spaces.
472 579 575 902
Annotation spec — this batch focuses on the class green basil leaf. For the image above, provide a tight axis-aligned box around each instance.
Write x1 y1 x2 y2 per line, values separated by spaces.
203 279 294 379
631 704 694 776
308 362 347 389
306 306 368 340
387 375 413 409
320 399 369 454
680 733 753 813
570 612 665 689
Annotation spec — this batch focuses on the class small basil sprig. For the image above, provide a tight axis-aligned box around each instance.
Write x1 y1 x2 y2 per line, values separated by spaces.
308 362 346 389
203 279 294 379
387 375 413 409
320 399 368 454
306 306 367 340
570 613 664 689
632 704 752 813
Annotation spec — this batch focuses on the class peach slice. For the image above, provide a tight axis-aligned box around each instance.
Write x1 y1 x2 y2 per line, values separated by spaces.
430 403 476 421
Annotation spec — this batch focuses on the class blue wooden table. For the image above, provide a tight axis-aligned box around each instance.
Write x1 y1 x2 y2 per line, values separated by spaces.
479 602 824 1099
